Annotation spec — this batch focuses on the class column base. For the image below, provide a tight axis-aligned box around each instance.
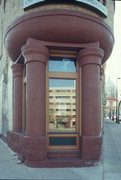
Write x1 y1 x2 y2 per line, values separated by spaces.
81 135 102 163
7 132 102 167
7 131 47 167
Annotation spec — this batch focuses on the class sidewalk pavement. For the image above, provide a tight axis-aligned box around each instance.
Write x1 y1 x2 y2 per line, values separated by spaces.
0 118 121 180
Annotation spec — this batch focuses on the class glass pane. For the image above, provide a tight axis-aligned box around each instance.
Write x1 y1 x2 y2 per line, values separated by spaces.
49 57 76 72
49 79 76 132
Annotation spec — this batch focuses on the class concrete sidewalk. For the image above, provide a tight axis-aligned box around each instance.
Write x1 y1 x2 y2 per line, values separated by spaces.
103 118 121 180
0 118 121 180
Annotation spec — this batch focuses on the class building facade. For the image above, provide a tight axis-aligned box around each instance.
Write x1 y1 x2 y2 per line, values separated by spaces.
0 0 115 167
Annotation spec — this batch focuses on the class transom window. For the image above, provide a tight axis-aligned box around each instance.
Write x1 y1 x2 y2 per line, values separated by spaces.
49 57 76 72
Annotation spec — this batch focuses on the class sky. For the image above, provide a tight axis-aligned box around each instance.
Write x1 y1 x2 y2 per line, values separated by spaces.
105 2 121 85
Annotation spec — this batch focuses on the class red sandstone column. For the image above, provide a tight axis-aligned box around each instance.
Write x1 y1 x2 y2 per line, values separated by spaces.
11 63 23 132
21 40 49 137
78 47 104 161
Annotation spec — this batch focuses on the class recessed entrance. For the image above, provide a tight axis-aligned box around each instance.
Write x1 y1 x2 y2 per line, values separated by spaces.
47 49 80 151
7 38 106 167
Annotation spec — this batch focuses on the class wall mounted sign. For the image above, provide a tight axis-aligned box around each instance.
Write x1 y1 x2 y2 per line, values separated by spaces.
23 0 44 9
23 0 107 17
76 0 107 17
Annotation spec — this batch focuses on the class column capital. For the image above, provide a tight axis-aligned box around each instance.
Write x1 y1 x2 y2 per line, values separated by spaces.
21 39 49 64
78 47 104 66
11 63 23 78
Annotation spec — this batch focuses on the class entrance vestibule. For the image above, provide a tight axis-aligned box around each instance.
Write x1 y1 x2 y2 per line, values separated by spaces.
8 38 104 167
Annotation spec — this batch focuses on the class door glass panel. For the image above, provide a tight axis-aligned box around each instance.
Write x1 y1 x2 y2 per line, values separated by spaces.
49 79 76 132
49 57 76 72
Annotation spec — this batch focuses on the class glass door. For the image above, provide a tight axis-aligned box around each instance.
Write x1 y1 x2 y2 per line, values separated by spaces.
47 50 80 150
49 79 76 133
